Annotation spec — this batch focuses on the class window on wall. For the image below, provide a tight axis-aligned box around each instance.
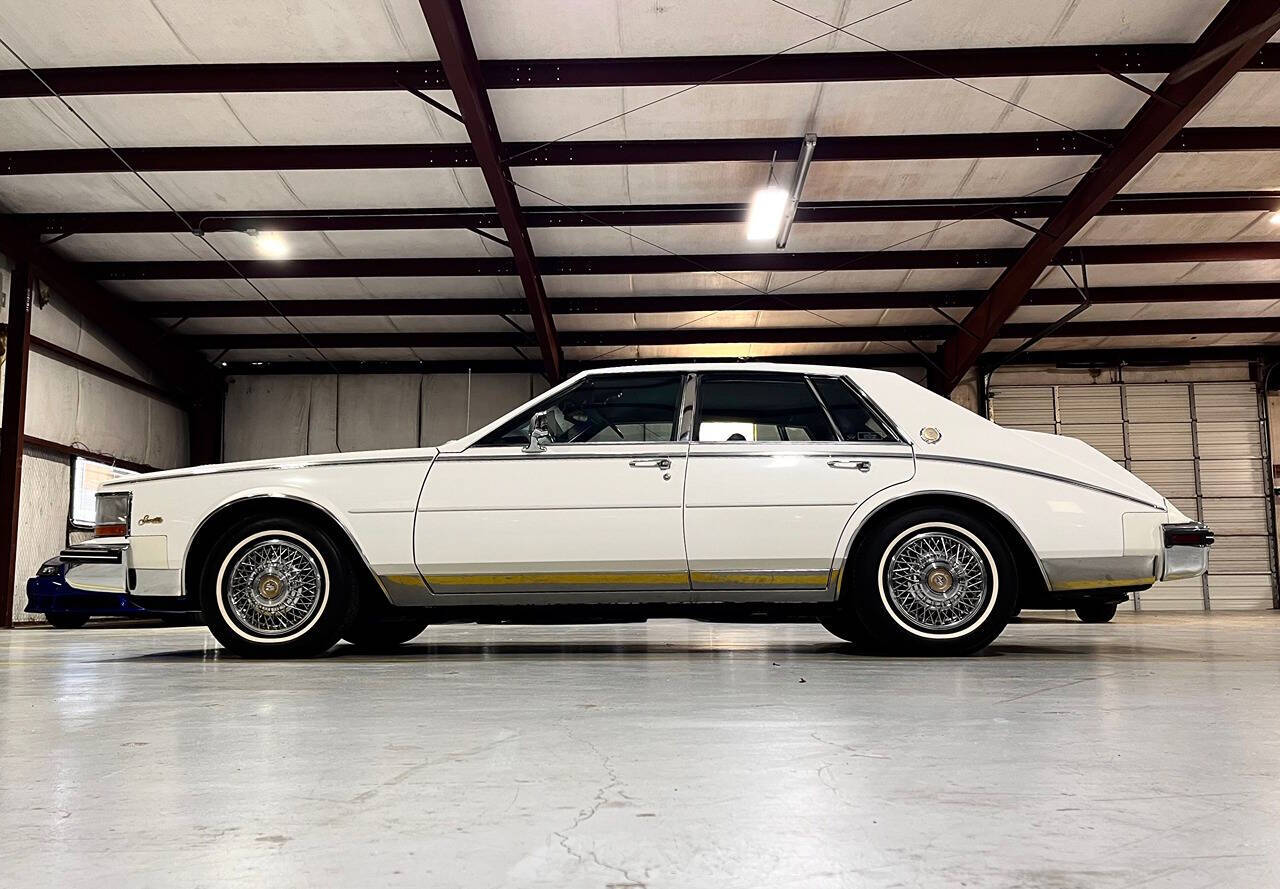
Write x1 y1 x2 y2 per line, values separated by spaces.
696 376 837 442
70 457 137 528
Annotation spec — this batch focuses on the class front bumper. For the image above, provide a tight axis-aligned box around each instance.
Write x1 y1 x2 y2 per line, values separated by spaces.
58 537 183 600
1160 521 1214 582
25 561 150 616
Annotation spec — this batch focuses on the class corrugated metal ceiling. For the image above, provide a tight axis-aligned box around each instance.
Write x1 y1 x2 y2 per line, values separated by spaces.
0 0 1277 370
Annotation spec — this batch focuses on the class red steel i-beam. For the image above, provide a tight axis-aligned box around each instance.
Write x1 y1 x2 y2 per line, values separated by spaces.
0 44 1274 98
416 0 562 381
937 0 1280 392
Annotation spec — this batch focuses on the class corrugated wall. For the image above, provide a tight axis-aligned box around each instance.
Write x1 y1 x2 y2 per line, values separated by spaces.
3 275 191 624
13 446 72 622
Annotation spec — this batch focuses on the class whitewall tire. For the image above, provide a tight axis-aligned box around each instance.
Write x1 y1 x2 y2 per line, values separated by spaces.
201 517 358 658
825 506 1018 655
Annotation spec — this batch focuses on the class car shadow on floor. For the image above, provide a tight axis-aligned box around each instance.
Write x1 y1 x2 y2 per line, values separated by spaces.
114 637 1103 662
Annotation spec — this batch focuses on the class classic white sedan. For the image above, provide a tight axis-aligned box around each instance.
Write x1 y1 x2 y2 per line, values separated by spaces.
62 363 1212 657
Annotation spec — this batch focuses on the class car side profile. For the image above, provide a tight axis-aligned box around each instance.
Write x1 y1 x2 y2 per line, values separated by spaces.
59 363 1213 657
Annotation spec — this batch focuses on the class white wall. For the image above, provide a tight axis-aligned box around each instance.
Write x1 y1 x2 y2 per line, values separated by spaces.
223 372 549 461
3 266 191 623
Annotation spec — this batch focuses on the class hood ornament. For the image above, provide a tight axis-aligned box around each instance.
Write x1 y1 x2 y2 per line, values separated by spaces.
919 427 942 445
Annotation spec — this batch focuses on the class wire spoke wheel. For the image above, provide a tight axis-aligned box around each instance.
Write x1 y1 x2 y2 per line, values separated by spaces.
222 537 325 638
883 529 991 634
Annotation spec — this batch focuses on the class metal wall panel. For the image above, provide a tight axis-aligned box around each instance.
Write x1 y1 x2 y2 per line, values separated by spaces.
1169 496 1199 518
1200 459 1267 497
1201 498 1268 535
1209 536 1274 574
1207 575 1275 610
11 447 71 624
988 386 1056 429
224 372 544 462
1058 386 1122 424
1193 383 1258 422
1138 576 1208 611
1127 424 1194 460
1125 384 1192 423
334 375 421 453
1129 461 1197 498
1195 421 1262 458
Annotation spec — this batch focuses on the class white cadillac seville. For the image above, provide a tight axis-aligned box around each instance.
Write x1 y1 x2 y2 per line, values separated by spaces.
61 363 1212 657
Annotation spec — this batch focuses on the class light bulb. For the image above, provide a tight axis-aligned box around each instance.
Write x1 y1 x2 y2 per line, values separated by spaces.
746 185 789 241
255 231 289 258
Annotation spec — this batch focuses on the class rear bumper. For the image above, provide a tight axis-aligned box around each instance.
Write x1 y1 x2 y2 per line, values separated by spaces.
1160 521 1213 582
58 539 183 599
1041 518 1212 593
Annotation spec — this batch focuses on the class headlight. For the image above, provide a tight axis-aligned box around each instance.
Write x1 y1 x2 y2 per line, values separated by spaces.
94 492 132 537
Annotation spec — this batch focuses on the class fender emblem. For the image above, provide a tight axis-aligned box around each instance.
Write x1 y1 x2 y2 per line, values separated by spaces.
139 514 164 525
919 426 942 444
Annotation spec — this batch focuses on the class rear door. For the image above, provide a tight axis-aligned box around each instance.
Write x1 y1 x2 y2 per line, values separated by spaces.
682 372 914 599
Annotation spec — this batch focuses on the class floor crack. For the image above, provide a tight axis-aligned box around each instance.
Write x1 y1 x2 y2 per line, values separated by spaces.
551 727 648 888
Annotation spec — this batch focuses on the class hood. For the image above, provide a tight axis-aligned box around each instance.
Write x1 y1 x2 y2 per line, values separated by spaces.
101 446 440 487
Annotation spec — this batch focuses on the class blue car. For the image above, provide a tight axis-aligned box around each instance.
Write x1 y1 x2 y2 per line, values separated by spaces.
26 557 152 628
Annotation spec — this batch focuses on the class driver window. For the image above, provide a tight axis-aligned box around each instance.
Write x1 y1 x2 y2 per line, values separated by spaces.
477 374 683 446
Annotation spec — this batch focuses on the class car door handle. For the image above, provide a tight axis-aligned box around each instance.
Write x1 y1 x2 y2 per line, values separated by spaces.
828 459 871 472
629 458 672 470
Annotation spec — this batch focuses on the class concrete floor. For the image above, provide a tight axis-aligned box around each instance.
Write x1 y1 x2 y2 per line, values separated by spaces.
1 614 1278 888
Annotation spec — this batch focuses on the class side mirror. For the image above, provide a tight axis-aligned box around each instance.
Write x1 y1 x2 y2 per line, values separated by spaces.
523 410 553 454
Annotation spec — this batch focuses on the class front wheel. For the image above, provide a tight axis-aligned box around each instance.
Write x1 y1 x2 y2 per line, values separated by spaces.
200 517 359 658
1075 602 1118 623
835 506 1019 656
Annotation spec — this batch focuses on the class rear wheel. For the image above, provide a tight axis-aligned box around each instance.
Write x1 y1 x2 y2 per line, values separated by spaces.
46 613 89 629
834 506 1018 655
1075 602 1118 623
342 618 429 652
200 516 359 658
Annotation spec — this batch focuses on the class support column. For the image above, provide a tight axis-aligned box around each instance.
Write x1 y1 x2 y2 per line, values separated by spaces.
187 381 225 467
0 263 33 628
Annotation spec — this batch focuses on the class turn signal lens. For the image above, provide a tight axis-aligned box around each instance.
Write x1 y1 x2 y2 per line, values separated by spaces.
94 492 132 538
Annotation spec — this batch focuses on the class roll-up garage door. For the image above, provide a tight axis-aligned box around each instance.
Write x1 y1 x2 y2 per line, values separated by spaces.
988 374 1276 611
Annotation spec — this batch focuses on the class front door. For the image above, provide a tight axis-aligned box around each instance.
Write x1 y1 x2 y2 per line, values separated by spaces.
414 373 692 600
683 372 915 599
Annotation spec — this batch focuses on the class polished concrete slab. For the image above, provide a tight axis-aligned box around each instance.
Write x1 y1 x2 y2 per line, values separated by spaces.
1 613 1278 888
